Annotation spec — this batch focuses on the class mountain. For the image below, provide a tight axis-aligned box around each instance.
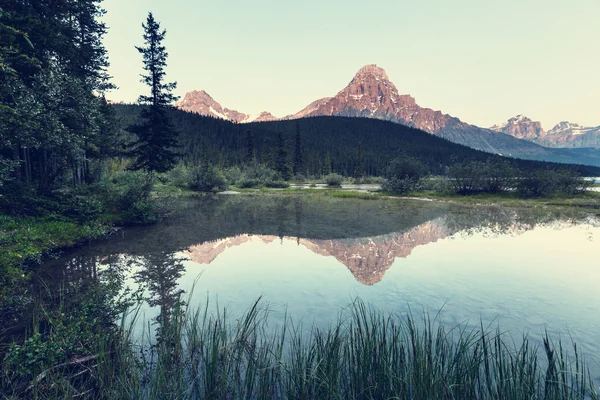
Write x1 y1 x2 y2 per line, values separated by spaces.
175 65 600 164
291 64 577 160
545 122 600 149
490 115 545 141
174 90 278 123
287 97 332 119
491 116 600 149
252 111 278 122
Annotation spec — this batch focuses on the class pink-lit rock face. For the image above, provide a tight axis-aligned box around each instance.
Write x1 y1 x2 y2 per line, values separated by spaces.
175 90 251 123
490 115 546 141
491 116 600 149
297 64 455 135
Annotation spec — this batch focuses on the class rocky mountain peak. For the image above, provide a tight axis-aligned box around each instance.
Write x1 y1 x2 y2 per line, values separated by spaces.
252 111 278 122
353 64 390 81
546 121 599 138
175 90 251 123
296 64 453 134
490 115 545 140
549 121 581 133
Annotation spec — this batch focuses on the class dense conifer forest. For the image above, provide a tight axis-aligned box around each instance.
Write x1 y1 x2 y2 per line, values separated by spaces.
115 104 600 177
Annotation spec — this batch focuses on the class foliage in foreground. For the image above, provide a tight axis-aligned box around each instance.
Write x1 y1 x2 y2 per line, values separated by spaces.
2 296 597 400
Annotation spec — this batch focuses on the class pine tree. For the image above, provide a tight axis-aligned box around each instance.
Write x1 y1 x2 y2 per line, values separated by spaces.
354 143 363 179
275 131 291 180
323 152 332 175
244 130 255 165
127 12 179 174
293 121 303 176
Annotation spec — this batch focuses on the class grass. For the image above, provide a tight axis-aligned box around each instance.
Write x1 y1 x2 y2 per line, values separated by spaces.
0 214 106 270
2 296 598 400
400 190 600 213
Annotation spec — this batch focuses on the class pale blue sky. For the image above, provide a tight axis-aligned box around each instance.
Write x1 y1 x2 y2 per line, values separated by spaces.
102 0 600 129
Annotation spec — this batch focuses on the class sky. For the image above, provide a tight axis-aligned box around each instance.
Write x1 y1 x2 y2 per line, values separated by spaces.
102 0 600 130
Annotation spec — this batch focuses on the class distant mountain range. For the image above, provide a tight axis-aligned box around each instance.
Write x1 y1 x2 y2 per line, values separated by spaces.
490 115 600 149
175 64 600 165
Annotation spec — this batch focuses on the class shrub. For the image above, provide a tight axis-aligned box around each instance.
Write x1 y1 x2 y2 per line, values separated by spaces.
223 166 243 186
264 180 290 188
232 165 285 188
243 164 281 184
382 156 427 194
237 178 262 189
65 196 106 223
293 173 307 182
382 178 418 194
448 160 517 195
99 171 158 224
419 175 452 192
165 161 191 187
325 173 344 186
517 168 589 198
189 164 228 192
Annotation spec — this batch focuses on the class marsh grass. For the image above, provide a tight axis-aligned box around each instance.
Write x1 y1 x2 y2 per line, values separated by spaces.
3 295 598 400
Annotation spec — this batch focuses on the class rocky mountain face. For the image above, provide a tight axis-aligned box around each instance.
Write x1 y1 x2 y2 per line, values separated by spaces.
176 65 600 163
490 115 545 141
292 64 572 159
544 122 600 149
491 116 600 149
252 111 278 122
288 97 333 119
300 65 455 134
174 90 276 123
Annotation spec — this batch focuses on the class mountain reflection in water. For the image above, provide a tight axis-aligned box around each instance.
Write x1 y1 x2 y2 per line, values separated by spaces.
38 195 598 290
183 220 450 285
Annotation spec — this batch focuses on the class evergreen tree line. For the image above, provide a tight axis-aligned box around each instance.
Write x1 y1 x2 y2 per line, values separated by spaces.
0 3 178 199
0 1 120 194
113 105 600 178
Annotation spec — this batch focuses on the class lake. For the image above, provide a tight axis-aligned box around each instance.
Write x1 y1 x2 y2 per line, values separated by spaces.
36 194 600 382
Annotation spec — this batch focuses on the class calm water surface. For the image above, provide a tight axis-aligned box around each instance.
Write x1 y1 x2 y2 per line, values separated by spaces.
37 194 600 379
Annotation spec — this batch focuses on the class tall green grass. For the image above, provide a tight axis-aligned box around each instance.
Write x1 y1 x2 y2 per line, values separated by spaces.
3 297 598 399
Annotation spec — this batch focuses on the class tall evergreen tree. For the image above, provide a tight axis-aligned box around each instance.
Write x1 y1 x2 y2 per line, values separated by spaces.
126 12 179 174
293 121 303 176
244 130 255 165
354 143 363 179
323 152 332 175
275 131 291 180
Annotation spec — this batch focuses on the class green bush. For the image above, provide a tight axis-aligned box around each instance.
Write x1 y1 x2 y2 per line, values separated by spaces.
419 175 452 192
382 156 427 194
293 173 307 182
448 160 517 195
325 173 344 186
165 161 191 187
237 178 262 188
265 180 290 188
517 168 589 198
223 166 243 186
189 164 228 192
98 171 158 224
65 196 106 223
243 164 281 183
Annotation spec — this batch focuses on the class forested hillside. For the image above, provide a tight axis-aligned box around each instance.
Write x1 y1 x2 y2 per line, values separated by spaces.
115 105 600 177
